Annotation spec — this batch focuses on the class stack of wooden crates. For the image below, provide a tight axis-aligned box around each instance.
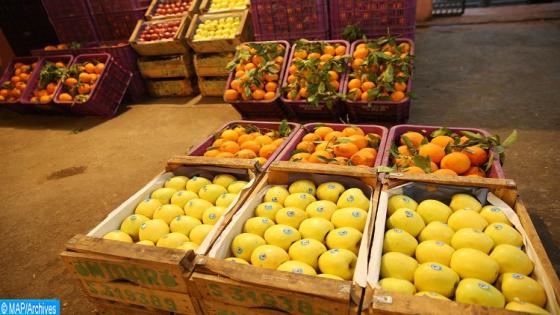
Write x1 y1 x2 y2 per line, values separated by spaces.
187 0 253 97
129 0 201 97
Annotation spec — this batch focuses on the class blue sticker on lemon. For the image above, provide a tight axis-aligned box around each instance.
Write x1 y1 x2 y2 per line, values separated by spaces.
338 229 348 236
283 228 293 235
352 211 361 218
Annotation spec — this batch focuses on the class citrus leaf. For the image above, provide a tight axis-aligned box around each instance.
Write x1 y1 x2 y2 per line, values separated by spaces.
376 166 396 173
502 130 517 147
412 155 432 173
401 135 418 155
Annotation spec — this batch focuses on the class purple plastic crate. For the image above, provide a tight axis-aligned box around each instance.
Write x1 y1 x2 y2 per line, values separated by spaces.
277 122 389 168
251 0 329 42
0 56 41 114
126 71 147 102
188 120 302 170
31 42 99 57
88 0 151 14
41 0 90 19
92 9 146 42
280 40 349 121
343 38 414 123
329 0 416 40
53 53 132 116
225 41 293 120
381 125 506 178
20 55 73 114
49 15 99 43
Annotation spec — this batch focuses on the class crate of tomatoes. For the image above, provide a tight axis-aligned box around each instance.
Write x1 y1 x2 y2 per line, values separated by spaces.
145 0 201 20
281 40 349 121
223 41 292 120
0 57 40 113
381 125 517 179
343 36 414 123
129 16 191 56
54 53 132 116
20 55 73 114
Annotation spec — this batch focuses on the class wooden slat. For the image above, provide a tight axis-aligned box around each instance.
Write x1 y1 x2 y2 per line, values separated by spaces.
80 280 195 314
166 155 261 172
91 297 171 315
269 161 377 187
385 172 516 189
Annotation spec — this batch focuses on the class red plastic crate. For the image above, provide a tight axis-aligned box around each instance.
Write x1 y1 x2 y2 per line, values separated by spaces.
20 55 74 114
225 41 293 121
53 53 132 116
41 0 90 19
49 15 99 43
280 40 350 122
277 122 389 168
88 0 151 14
188 120 302 170
251 0 329 42
342 38 414 123
92 9 146 42
329 0 416 40
0 56 41 114
381 125 506 178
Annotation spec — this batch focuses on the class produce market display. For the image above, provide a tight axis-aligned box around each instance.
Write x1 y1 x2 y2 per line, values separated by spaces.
57 58 105 103
138 20 183 42
151 0 193 18
192 16 242 41
28 59 69 104
205 0 249 12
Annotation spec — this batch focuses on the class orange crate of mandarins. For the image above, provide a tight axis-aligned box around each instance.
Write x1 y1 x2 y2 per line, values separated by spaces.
55 57 106 104
380 125 518 178
0 57 40 105
188 120 301 170
277 123 388 168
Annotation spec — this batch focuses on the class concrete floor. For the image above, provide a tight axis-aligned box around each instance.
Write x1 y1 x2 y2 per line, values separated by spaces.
0 18 559 314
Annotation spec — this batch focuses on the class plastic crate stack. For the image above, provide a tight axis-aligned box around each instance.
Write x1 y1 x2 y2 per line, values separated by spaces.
41 0 99 45
129 0 201 97
187 0 252 97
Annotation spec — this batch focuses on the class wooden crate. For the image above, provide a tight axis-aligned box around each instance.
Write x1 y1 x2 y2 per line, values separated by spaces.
188 161 378 314
199 0 249 14
186 10 253 54
194 52 233 77
147 77 198 97
145 0 202 21
138 54 195 79
129 16 191 56
364 173 560 315
61 156 261 314
91 297 172 315
198 76 227 97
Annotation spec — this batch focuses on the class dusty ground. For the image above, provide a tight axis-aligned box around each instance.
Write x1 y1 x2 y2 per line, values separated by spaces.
0 19 559 314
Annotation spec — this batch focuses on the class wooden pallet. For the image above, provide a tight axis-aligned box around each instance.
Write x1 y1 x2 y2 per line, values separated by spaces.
129 16 191 57
363 173 560 315
189 161 378 314
193 53 234 77
147 77 198 97
61 156 261 314
198 76 227 97
138 54 195 79
186 10 253 54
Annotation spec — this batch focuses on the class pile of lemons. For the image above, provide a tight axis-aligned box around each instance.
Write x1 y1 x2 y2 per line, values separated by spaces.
102 174 247 251
226 179 371 281
380 193 549 314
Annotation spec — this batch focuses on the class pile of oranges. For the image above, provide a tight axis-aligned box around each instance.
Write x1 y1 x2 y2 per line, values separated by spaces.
289 125 381 167
0 61 36 103
346 36 412 103
30 60 68 104
57 60 105 103
202 122 291 166
392 130 493 177
224 42 286 102
284 40 348 106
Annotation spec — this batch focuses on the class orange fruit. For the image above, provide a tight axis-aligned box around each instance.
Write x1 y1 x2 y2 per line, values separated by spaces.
362 81 375 92
78 84 91 95
273 138 284 147
405 166 425 174
275 56 284 64
463 166 486 177
294 50 308 59
302 133 321 142
347 79 362 91
353 47 369 59
327 71 339 81
433 169 458 176
79 72 91 83
95 63 105 74
299 87 309 98
351 58 364 70
323 45 335 56
11 76 21 83
252 89 266 100
221 130 239 141
290 152 311 162
315 141 332 152
308 52 321 59
329 80 340 91
360 91 370 102
213 138 225 147
58 93 72 101
430 162 439 172
265 72 279 82
233 126 247 136
335 45 346 56
252 55 263 65
237 134 254 144
287 75 296 84
391 91 406 102
319 54 332 62
440 152 471 174
350 148 377 167
324 131 344 142
418 143 445 164
230 80 242 91
400 132 424 148
216 152 235 158
309 150 334 164
394 82 407 92
265 82 277 92
240 140 261 154
204 149 220 157
84 63 95 74
264 91 276 100
255 135 273 146
289 65 297 74
342 126 364 137
244 63 256 71
235 149 257 159
431 135 455 148
65 77 78 87
296 141 316 153
397 145 411 156
259 144 277 159
314 126 334 140
39 95 51 104
333 142 359 158
254 157 267 166
46 83 57 94
463 146 488 166
395 156 412 167
348 135 368 149
220 141 240 154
